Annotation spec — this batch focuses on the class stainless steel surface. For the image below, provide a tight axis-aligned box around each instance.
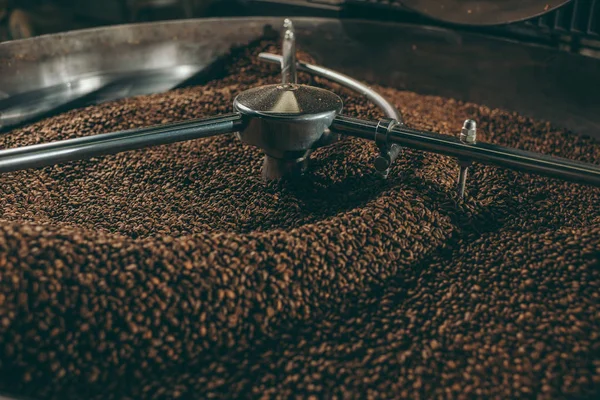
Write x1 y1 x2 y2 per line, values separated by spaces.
0 114 243 173
457 159 471 198
258 52 403 123
460 119 477 145
0 18 274 130
282 19 297 85
234 83 342 118
0 76 106 129
331 115 600 186
262 154 308 180
0 66 202 129
0 18 599 138
234 83 342 179
260 48 405 179
374 118 402 178
400 0 572 25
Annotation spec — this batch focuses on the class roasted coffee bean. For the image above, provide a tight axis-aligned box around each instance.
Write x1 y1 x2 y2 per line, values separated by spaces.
0 40 598 399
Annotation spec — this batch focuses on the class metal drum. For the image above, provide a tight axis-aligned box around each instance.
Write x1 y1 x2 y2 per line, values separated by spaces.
0 17 599 139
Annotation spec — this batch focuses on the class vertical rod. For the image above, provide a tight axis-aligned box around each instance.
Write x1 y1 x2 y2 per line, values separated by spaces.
457 162 469 199
457 120 477 199
282 19 297 85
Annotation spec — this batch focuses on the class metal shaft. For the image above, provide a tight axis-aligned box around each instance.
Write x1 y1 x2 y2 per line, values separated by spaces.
456 119 477 199
281 20 297 85
331 115 600 186
0 113 243 173
457 161 470 198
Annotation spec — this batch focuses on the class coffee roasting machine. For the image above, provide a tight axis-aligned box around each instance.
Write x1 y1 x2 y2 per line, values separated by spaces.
0 1 599 199
0 1 600 400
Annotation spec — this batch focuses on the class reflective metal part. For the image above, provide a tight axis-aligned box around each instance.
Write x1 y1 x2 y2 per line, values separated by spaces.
374 118 402 178
258 53 402 123
0 76 108 130
457 119 477 198
331 115 600 187
0 114 243 173
234 84 343 180
374 142 402 178
262 154 308 180
0 64 205 130
282 19 297 85
260 48 404 179
233 84 342 119
457 159 472 199
0 66 203 131
460 119 477 144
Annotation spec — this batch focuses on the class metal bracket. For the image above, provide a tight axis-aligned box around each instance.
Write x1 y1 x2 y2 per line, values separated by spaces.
374 118 402 178
457 119 477 199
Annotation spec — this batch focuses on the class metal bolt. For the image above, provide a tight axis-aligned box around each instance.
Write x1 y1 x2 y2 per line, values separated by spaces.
460 119 477 144
457 119 477 199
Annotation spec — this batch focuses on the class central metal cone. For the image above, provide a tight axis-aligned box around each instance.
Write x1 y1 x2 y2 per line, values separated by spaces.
233 84 343 180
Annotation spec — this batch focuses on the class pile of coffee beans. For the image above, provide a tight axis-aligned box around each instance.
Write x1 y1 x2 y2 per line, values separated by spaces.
0 40 598 399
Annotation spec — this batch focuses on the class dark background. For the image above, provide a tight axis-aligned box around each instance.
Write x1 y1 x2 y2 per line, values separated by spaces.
0 0 598 59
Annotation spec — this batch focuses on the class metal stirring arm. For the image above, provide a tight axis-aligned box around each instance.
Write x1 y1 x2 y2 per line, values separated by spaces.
330 115 600 187
0 113 243 173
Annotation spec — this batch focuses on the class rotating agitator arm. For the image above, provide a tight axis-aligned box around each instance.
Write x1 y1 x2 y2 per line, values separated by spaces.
0 114 243 173
329 115 600 188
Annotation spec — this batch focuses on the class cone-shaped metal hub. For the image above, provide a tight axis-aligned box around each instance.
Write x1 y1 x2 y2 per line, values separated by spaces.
234 84 342 119
234 84 343 180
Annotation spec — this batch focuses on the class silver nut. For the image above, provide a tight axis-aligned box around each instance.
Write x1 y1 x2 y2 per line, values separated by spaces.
460 119 477 144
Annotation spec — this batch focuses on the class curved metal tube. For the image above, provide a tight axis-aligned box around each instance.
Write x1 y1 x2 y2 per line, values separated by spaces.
0 113 243 173
258 53 403 122
331 115 600 187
